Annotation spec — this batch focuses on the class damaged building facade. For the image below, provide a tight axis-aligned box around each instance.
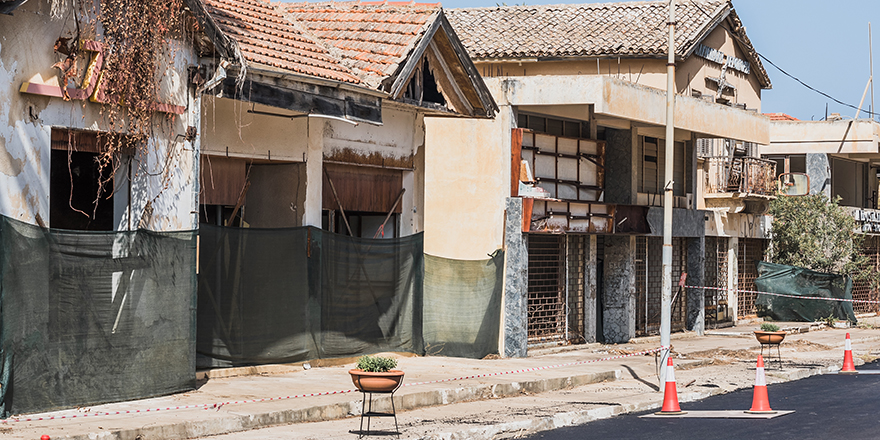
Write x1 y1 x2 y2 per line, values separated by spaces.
427 0 775 355
764 114 880 315
195 0 500 367
0 0 241 415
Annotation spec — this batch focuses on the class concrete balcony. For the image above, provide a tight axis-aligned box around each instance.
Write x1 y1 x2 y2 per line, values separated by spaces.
704 156 776 214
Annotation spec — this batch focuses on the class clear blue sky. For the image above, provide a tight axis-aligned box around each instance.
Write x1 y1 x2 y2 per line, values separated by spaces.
284 0 880 121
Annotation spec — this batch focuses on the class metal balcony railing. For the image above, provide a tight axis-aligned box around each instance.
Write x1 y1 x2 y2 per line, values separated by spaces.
705 156 776 196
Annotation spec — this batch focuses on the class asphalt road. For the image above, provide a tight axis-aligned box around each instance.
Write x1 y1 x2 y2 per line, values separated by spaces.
525 361 880 440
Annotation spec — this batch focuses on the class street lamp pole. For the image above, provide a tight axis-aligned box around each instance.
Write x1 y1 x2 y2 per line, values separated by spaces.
660 0 676 383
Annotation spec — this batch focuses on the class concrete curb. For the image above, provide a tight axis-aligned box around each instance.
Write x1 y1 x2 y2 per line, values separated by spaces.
58 370 622 440
408 365 840 440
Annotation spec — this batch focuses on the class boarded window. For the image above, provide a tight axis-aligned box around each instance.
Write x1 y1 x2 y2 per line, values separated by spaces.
322 165 403 214
200 156 247 206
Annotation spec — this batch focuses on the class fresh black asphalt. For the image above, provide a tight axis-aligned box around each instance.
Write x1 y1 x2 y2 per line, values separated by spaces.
525 360 880 440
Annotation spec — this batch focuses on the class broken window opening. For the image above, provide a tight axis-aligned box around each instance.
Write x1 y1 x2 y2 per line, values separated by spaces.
322 210 398 239
50 129 119 231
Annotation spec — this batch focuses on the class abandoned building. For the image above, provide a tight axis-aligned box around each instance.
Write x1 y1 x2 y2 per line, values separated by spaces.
195 0 499 367
427 0 775 355
764 113 880 315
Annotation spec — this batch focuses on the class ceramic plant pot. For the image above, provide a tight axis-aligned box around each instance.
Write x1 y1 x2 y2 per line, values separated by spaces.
349 369 405 393
754 331 786 344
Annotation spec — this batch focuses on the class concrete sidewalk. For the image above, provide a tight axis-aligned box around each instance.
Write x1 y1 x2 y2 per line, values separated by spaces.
5 320 880 440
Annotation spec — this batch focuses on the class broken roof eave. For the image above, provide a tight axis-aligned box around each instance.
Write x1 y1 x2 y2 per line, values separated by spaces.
182 0 237 59
220 64 386 125
388 11 498 118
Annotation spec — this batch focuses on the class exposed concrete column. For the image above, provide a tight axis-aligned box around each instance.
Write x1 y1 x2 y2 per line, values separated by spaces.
603 235 636 343
807 153 831 198
584 234 598 343
604 128 637 205
686 236 705 335
503 197 528 358
727 236 739 324
304 118 325 227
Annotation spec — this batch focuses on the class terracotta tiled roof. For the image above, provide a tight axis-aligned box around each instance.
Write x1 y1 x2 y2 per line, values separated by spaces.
765 113 799 121
278 1 441 87
204 0 363 84
447 0 770 88
447 0 728 60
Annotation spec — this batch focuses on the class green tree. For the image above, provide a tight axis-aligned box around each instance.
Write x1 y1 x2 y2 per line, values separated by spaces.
768 193 871 283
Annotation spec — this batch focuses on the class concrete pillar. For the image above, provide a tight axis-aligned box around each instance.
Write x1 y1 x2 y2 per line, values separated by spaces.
807 153 831 199
727 236 739 323
503 197 528 358
584 235 598 343
604 128 637 205
686 236 705 335
304 118 325 227
603 235 636 343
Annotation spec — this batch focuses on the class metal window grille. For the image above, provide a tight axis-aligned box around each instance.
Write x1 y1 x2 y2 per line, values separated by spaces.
636 237 688 335
527 234 567 344
704 237 731 327
736 238 768 318
853 236 880 315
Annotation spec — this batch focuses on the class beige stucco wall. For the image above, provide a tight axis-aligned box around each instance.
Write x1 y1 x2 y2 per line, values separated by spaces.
423 111 510 260
767 119 880 155
0 1 200 231
474 27 764 113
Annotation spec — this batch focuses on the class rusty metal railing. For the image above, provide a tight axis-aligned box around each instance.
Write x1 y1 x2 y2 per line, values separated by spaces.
705 156 776 196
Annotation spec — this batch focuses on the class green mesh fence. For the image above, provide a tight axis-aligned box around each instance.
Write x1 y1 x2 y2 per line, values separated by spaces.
423 252 503 359
197 226 425 367
197 226 502 367
755 261 857 323
0 215 197 417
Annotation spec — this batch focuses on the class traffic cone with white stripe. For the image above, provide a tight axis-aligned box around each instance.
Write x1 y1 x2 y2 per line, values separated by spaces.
840 332 858 374
655 357 685 415
745 355 776 414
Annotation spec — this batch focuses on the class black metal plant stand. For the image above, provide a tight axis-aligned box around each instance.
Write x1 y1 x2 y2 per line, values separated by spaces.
759 342 783 368
356 384 402 438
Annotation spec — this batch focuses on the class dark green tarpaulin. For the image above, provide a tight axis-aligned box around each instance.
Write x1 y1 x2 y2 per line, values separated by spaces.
755 261 857 323
0 216 197 417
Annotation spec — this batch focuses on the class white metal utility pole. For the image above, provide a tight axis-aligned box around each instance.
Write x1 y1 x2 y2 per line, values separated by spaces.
660 0 676 384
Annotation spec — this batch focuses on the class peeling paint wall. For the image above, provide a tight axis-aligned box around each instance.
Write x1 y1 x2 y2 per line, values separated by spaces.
485 76 768 144
202 97 427 235
201 96 309 161
0 2 200 231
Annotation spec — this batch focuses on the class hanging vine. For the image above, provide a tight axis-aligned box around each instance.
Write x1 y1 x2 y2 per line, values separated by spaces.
55 0 192 221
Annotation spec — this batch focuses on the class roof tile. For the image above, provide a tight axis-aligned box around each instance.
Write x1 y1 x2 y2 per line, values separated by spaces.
205 0 363 84
279 1 440 87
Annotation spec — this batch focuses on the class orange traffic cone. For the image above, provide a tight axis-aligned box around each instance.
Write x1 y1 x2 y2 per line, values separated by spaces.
841 332 858 374
655 357 685 415
746 355 776 414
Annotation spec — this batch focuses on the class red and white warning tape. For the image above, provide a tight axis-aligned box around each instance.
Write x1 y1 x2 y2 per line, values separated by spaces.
684 284 880 304
0 347 665 424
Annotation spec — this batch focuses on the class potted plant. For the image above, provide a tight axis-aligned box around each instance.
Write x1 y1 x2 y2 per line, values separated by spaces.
349 355 404 393
754 322 786 344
